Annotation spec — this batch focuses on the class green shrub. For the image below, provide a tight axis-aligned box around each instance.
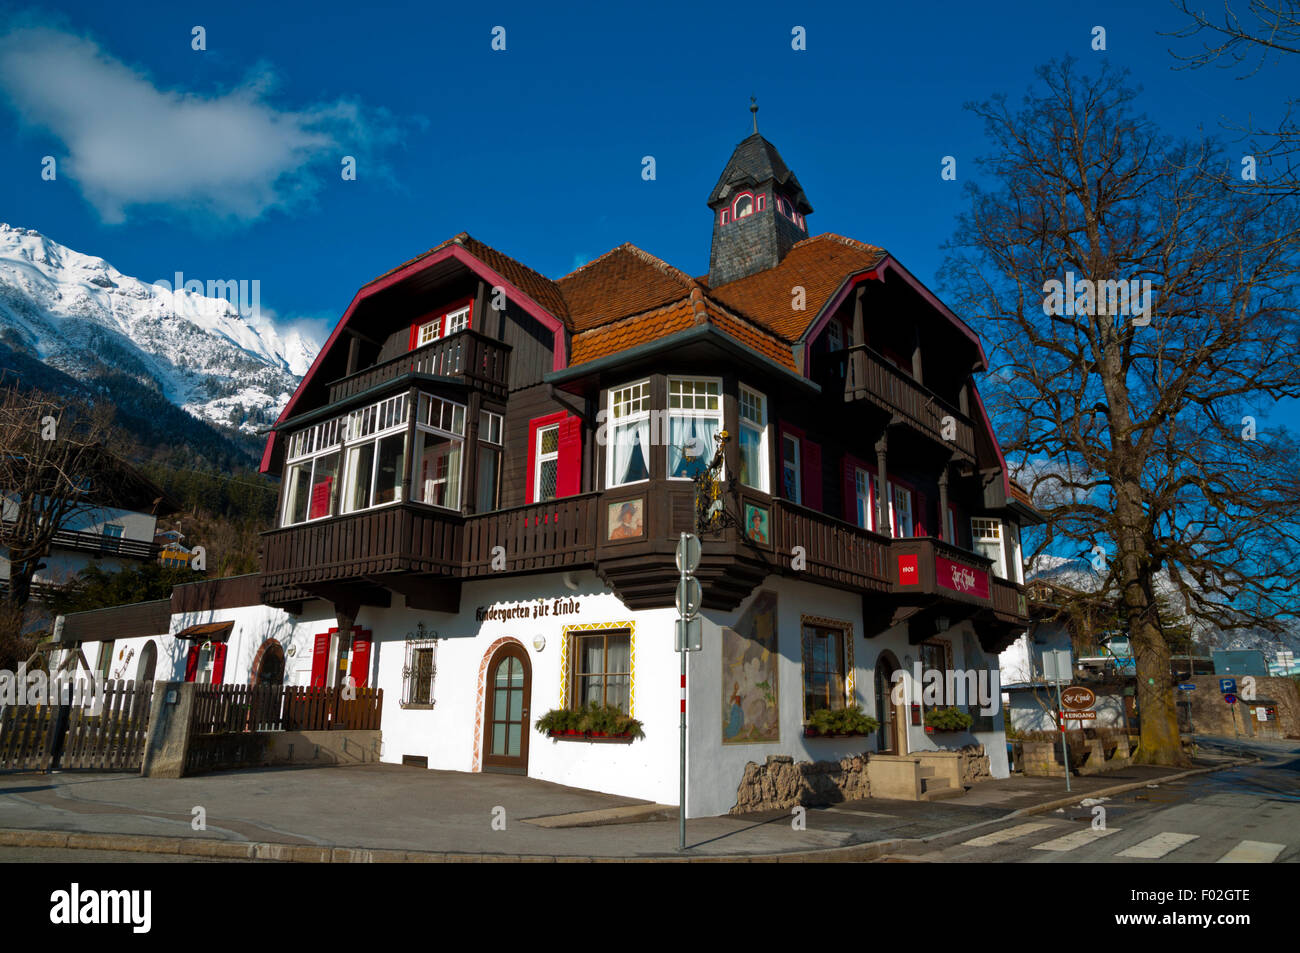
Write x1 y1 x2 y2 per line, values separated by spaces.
807 704 879 735
924 707 974 731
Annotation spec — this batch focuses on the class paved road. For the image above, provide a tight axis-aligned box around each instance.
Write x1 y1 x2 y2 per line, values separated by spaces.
881 738 1300 863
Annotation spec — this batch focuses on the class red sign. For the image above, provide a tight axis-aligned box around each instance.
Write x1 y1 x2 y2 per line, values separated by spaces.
898 554 920 585
349 628 372 688
935 556 990 598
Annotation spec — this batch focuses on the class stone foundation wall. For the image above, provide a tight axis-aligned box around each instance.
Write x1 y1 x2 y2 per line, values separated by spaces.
959 744 992 786
730 754 870 815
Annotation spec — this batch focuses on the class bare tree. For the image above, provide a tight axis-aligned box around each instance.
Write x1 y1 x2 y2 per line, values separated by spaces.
0 384 117 625
941 60 1300 765
1167 0 1300 195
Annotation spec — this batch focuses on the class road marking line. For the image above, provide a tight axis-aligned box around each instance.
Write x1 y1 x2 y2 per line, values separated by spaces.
1031 827 1120 852
1216 840 1286 863
1116 832 1199 859
962 822 1055 847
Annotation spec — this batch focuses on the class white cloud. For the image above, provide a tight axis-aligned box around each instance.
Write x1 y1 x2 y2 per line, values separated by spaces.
0 25 394 224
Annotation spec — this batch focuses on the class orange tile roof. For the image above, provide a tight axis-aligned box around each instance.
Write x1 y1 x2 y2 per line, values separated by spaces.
568 294 798 372
708 233 886 340
557 244 697 331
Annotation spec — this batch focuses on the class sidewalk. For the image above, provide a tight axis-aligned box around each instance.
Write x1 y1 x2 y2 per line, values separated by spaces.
0 750 1253 862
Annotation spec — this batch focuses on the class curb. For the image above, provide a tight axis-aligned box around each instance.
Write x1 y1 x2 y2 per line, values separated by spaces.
0 827 910 863
0 757 1255 863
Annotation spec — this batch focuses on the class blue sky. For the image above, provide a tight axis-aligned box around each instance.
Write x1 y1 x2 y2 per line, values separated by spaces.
2 1 1297 424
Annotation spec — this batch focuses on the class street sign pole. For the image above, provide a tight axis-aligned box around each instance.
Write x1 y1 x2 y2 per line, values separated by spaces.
1055 679 1071 794
678 533 688 851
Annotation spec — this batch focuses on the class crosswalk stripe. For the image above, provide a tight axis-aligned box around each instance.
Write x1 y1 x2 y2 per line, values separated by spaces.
962 822 1055 847
1031 827 1120 851
1116 832 1199 859
1216 841 1286 863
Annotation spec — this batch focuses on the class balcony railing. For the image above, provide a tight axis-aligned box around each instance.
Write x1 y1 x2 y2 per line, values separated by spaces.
890 536 999 606
261 494 599 596
327 330 511 403
844 345 975 458
769 499 892 592
0 521 160 560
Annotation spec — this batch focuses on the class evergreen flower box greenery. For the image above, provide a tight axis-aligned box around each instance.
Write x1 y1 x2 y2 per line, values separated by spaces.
535 704 644 741
803 704 880 737
923 707 974 732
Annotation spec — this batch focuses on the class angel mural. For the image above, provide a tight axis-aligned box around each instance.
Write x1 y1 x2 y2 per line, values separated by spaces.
721 590 780 743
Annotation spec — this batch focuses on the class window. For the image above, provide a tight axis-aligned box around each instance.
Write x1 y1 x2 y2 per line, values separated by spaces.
445 305 470 335
802 623 847 718
97 640 115 681
782 433 801 502
534 424 559 502
738 385 768 492
667 377 721 480
417 320 441 346
1008 521 1024 584
971 517 1006 578
892 483 914 537
572 629 632 713
476 410 503 512
401 636 439 708
732 192 754 219
283 414 350 525
920 640 952 708
607 380 651 487
944 505 958 545
101 523 124 553
854 467 874 531
413 394 466 510
340 393 408 514
827 321 843 352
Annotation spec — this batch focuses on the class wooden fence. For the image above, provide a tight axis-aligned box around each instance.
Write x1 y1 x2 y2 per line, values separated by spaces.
0 679 152 772
190 683 383 736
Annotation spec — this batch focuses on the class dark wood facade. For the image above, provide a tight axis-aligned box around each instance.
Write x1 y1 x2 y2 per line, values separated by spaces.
259 177 1035 650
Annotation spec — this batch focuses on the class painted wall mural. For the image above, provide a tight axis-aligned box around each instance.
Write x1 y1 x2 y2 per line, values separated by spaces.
722 590 780 744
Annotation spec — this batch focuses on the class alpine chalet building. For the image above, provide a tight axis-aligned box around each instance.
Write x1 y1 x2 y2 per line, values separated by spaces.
95 128 1038 816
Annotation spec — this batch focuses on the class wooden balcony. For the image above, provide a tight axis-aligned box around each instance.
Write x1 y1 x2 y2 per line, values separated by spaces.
1 520 160 561
258 491 1027 631
891 536 998 606
326 330 511 404
844 345 975 460
260 494 599 605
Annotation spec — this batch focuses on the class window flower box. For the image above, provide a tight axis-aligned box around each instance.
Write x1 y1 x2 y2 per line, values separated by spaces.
535 704 644 742
923 707 974 733
804 705 879 738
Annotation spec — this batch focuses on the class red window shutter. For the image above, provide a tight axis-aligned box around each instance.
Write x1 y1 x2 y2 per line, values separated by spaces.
211 643 227 684
310 631 332 687
915 492 928 537
350 627 372 688
802 440 822 510
557 416 582 497
184 645 199 682
408 321 419 351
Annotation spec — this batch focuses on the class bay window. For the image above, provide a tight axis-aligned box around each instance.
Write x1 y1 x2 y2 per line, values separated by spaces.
607 380 651 487
668 377 721 479
413 394 466 510
738 384 768 492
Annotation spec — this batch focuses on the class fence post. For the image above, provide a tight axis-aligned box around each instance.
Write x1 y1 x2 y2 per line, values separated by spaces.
140 681 196 778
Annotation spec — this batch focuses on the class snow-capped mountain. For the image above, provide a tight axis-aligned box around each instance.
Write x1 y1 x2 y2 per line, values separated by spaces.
0 223 320 436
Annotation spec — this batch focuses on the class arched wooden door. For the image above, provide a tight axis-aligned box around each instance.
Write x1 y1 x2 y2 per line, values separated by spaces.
874 653 907 754
483 643 531 774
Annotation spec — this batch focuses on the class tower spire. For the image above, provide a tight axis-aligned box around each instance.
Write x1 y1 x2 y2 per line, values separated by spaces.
750 95 758 135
